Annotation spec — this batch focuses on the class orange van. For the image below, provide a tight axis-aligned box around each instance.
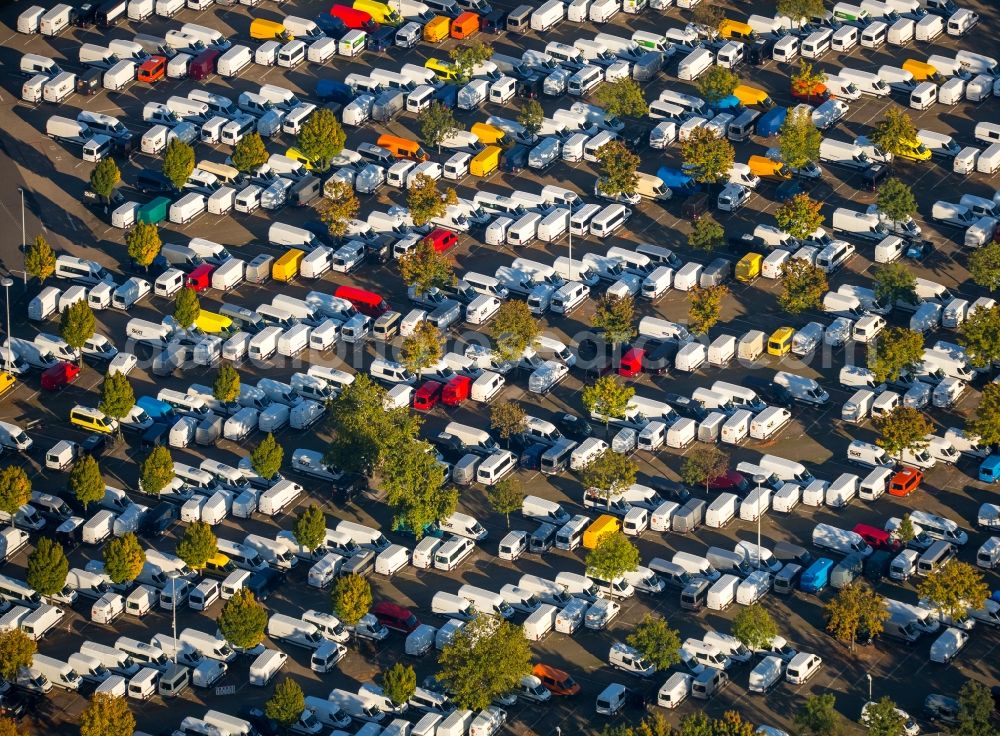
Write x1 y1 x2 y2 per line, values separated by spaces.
533 663 580 695
451 11 479 39
377 134 429 162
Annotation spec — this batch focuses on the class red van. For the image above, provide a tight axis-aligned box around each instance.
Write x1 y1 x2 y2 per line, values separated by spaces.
41 361 80 391
889 468 922 496
372 601 419 633
334 285 390 317
618 348 644 378
188 49 220 81
413 381 443 411
853 523 900 552
185 264 214 292
442 375 472 406
424 228 458 253
330 4 378 32
138 56 166 83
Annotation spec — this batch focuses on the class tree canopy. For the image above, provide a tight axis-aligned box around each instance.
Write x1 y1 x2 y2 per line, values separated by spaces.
438 614 532 710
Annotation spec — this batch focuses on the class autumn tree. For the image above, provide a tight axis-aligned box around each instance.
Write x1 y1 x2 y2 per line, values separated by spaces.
398 236 456 294
681 446 729 494
581 375 634 434
125 221 161 269
825 581 889 651
591 293 636 346
103 533 145 584
917 560 988 622
213 363 241 404
779 259 827 314
490 401 526 446
689 285 728 335
698 66 739 104
876 406 933 457
871 107 919 159
586 532 640 580
296 108 345 171
779 106 822 171
176 521 217 569
959 305 1000 368
595 78 647 118
332 573 372 626
401 320 443 373
867 327 924 383
80 693 135 736
250 433 284 480
219 588 269 649
791 59 826 97
69 454 104 511
139 445 173 495
488 477 524 527
968 241 1000 291
60 299 95 356
968 383 1000 446
0 630 35 681
172 287 200 330
320 179 359 238
596 140 640 197
408 174 458 227
382 663 417 706
25 235 56 283
0 466 30 517
162 138 195 191
266 679 305 728
491 301 540 362
27 537 69 596
681 127 735 186
775 192 824 240
418 102 459 152
873 262 917 307
89 156 121 203
231 131 269 172
626 614 682 670
688 216 725 251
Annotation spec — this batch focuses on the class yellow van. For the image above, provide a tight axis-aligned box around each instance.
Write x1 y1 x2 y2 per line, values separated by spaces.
424 57 460 82
896 138 931 161
768 327 795 356
902 59 942 83
196 552 237 578
0 373 16 398
70 405 118 434
423 15 450 42
354 0 403 25
734 84 775 109
583 515 621 550
470 122 507 146
273 249 305 282
748 155 792 180
635 172 670 200
284 147 316 170
250 18 290 41
195 310 234 335
197 160 240 184
469 146 501 177
735 253 763 283
720 19 756 41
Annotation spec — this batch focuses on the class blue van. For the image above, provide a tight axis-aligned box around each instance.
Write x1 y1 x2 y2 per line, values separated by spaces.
656 166 699 196
136 395 175 422
979 455 1000 483
799 557 834 593
755 106 787 137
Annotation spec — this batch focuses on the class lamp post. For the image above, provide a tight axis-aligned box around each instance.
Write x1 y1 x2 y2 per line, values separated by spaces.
18 189 26 285
865 673 872 701
1 278 12 372
756 481 763 568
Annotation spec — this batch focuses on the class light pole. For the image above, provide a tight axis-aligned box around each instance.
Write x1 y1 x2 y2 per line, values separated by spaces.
1 278 12 372
756 481 763 568
171 575 178 664
865 673 872 701
18 189 26 285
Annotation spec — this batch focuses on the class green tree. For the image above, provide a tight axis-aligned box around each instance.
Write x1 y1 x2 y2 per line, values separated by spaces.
176 521 217 569
779 107 822 171
103 533 144 584
873 262 917 307
580 450 638 504
969 383 1000 446
691 3 724 31
325 375 422 476
778 0 825 24
969 241 1000 291
418 102 460 152
896 513 916 543
596 140 640 197
688 216 725 251
680 127 735 186
25 235 56 283
293 504 326 552
162 138 195 191
791 59 827 97
626 614 681 670
488 477 523 528
80 693 135 736
959 305 1000 368
490 401 526 447
331 573 372 626
382 662 417 706
251 433 284 480
490 301 540 362
231 132 269 172
89 156 121 203
517 99 544 138
382 438 455 537
26 537 68 596
99 370 135 430
775 192 824 240
681 446 730 494
265 678 305 728
125 221 161 269
172 287 200 330
219 588 268 649
449 41 494 81
956 680 995 736
876 406 933 457
867 327 924 383
399 236 456 294
876 178 917 230
0 630 35 681
407 174 458 227
592 294 636 346
917 560 988 621
213 363 240 405
401 320 444 374
689 285 728 335
581 375 635 435
864 697 906 736
698 66 739 104
871 107 919 159
796 694 842 736
825 581 889 651
595 78 647 118
779 259 828 314
60 299 95 356
296 108 345 171
69 454 104 511
139 445 173 495
0 466 30 517
732 604 779 649
586 532 640 580
320 179 360 238
438 614 531 711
